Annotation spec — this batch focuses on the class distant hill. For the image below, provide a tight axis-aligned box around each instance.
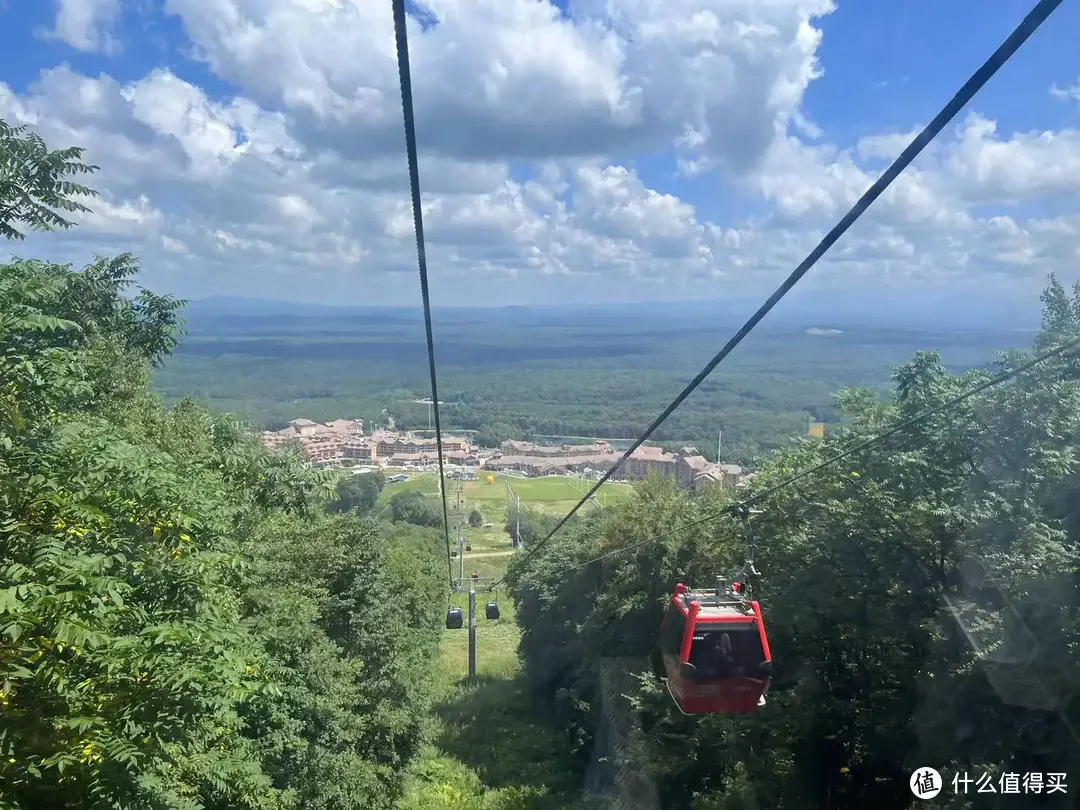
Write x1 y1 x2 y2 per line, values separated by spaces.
182 287 1042 333
182 296 414 318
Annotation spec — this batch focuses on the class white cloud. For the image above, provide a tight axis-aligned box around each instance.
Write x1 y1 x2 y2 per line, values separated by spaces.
161 0 833 171
757 112 1080 235
945 115 1080 205
2 0 1079 306
1050 79 1080 102
857 129 924 162
40 0 121 54
78 194 164 235
161 235 188 254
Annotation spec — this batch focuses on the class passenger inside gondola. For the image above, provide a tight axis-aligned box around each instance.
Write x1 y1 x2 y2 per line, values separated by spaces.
692 632 734 678
689 627 766 679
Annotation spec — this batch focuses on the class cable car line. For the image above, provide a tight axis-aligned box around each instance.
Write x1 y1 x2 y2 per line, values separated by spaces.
537 335 1080 582
392 0 454 590
530 335 1080 715
384 0 1067 717
504 0 1066 585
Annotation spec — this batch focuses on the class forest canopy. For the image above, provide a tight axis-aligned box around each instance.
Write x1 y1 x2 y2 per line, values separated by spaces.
505 278 1080 809
0 119 446 810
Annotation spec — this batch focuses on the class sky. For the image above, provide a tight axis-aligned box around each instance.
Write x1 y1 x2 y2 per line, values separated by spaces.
1 0 1079 310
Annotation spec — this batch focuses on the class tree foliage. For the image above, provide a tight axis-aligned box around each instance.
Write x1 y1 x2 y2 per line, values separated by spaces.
328 471 385 516
503 503 558 548
507 276 1080 809
390 490 445 530
0 119 98 241
0 120 445 810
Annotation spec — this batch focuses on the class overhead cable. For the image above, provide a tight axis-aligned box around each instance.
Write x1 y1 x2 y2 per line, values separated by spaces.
505 0 1065 580
392 0 455 589
542 336 1080 581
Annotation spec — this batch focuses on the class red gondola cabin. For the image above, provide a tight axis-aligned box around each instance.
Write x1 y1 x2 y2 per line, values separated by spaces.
657 582 773 715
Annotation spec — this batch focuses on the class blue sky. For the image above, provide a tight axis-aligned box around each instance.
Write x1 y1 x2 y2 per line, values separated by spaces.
1 0 1079 309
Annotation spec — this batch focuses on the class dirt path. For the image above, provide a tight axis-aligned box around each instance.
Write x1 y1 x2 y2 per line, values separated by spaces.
464 550 517 559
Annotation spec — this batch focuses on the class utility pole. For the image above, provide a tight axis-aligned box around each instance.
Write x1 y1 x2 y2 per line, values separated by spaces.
467 588 477 682
717 428 722 463
506 481 522 548
514 487 521 548
456 479 465 582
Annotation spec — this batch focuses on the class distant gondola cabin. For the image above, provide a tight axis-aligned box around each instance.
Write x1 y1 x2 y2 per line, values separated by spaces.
445 607 464 630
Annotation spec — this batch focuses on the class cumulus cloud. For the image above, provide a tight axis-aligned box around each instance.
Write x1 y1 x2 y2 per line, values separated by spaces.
2 0 1079 306
161 0 833 170
39 0 121 54
757 113 1080 226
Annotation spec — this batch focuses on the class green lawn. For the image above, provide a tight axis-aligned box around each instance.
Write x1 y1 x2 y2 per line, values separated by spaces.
377 473 444 501
394 474 602 809
439 592 520 680
398 563 584 810
467 473 632 507
379 472 633 584
379 471 633 514
397 577 587 810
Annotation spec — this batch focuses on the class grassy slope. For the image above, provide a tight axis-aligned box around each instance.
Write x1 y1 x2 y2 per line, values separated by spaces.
377 473 630 582
379 472 633 511
396 475 599 809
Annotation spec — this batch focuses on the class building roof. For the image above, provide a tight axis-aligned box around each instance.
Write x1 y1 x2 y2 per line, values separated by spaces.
389 452 431 463
630 445 670 460
325 418 363 430
489 452 622 469
500 439 612 455
681 455 712 471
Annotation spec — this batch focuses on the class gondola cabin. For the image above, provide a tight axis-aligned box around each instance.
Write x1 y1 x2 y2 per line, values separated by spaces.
657 582 772 715
485 601 500 620
445 607 464 630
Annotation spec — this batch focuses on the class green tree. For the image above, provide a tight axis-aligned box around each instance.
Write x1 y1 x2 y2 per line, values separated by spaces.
0 256 279 810
328 470 385 515
472 421 518 449
1 119 98 241
237 511 443 810
504 502 559 547
507 284 1080 810
467 507 483 528
390 490 443 529
0 119 446 810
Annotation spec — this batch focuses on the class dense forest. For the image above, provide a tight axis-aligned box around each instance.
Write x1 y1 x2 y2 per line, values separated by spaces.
4 119 1080 810
0 120 447 809
156 304 1024 466
505 280 1080 808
